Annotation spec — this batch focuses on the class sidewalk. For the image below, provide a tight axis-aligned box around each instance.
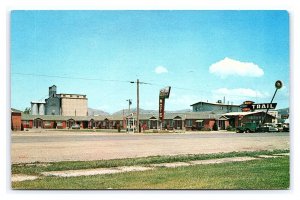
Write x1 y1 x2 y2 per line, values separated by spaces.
11 153 289 182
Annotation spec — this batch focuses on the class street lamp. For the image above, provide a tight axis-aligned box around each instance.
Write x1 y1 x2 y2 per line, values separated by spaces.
126 99 132 115
262 80 283 124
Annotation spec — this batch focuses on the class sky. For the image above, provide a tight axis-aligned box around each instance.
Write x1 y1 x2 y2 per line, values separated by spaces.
10 10 290 114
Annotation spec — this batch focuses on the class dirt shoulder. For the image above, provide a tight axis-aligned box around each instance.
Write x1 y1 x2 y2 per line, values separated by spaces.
11 130 289 164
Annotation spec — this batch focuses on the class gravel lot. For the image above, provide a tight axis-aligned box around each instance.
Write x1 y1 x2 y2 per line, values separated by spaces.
11 130 289 164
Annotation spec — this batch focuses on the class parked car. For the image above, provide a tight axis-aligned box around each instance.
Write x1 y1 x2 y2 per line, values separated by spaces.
275 123 284 132
259 123 278 132
71 124 80 129
283 123 289 132
236 122 259 133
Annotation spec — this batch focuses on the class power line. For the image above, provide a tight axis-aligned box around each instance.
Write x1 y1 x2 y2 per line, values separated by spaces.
11 72 287 100
11 72 132 84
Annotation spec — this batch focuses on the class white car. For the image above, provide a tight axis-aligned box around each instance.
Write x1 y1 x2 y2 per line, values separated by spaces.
262 123 279 132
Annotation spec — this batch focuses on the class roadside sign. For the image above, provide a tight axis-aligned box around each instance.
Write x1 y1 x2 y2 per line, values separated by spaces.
250 103 277 110
159 98 165 120
159 86 171 99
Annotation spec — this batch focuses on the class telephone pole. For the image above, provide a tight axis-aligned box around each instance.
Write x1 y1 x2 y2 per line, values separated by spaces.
137 79 140 133
130 78 148 133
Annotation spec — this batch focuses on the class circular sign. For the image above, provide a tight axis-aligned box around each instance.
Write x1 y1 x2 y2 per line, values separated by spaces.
275 80 283 89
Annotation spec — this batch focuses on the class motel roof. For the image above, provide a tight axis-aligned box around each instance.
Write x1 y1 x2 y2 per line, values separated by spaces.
190 101 240 107
224 111 276 118
11 108 22 113
22 111 226 121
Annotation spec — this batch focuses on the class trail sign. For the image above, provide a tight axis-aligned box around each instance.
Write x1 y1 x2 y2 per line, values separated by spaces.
250 103 277 110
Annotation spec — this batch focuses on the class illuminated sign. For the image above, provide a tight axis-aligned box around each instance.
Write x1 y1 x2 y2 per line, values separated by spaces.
250 103 277 110
159 86 171 99
159 98 165 120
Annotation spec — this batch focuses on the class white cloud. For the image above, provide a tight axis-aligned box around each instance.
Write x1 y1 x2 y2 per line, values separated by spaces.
168 94 201 109
154 66 168 74
214 88 266 98
212 88 270 103
209 57 264 78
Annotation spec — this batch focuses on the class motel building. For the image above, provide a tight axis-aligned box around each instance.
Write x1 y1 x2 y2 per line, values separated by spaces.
14 85 278 132
19 110 275 132
20 111 232 131
17 99 277 132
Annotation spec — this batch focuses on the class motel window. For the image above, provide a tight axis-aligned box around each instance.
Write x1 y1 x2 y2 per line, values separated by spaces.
186 120 193 127
44 122 51 126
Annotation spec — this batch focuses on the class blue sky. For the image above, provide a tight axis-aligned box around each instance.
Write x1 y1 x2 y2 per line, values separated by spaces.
11 10 289 113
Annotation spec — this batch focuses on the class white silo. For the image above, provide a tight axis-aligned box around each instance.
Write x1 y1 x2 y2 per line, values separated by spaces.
31 102 38 115
39 103 45 115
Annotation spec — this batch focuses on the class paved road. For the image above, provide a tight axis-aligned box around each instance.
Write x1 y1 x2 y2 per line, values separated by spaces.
11 131 289 164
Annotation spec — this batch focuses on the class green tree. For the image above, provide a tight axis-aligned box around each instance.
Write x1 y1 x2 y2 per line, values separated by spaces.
24 107 31 114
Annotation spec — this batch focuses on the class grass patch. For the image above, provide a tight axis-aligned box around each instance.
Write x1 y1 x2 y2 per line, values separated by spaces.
12 149 289 175
12 156 289 189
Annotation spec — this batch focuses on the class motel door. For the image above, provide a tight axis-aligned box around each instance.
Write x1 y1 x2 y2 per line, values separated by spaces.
149 120 157 129
218 120 225 130
67 119 75 128
34 118 43 128
173 116 182 129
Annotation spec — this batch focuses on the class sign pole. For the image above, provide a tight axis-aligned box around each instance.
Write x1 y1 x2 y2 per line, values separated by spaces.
137 79 140 133
262 80 283 124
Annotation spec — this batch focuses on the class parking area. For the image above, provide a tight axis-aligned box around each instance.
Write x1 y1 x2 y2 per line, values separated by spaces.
11 130 289 164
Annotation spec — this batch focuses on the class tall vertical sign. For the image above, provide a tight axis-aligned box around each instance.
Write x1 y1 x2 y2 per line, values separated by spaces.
159 98 165 120
159 86 171 123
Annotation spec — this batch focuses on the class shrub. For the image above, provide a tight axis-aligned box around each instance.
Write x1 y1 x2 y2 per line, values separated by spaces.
226 125 236 131
213 122 218 131
200 127 211 131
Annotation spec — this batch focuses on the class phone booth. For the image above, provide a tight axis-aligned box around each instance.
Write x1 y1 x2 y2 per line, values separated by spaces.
126 113 136 133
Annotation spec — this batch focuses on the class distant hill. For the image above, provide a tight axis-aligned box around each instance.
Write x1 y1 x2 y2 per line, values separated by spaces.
112 108 192 115
88 108 110 116
277 108 289 115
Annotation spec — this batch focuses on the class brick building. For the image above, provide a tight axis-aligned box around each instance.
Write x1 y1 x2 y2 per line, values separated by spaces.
11 108 22 131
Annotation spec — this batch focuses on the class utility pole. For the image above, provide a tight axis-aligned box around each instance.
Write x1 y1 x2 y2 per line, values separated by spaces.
126 99 132 115
137 79 140 133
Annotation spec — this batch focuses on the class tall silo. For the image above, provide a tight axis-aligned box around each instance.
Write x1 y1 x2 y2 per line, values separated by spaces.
39 103 45 115
31 102 38 115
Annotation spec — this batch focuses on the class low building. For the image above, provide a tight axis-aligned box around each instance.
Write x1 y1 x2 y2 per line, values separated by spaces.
224 111 276 128
11 108 22 131
191 101 241 113
21 111 230 131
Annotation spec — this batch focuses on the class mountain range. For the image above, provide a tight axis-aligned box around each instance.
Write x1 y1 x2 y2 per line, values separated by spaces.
89 107 289 116
88 107 192 116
